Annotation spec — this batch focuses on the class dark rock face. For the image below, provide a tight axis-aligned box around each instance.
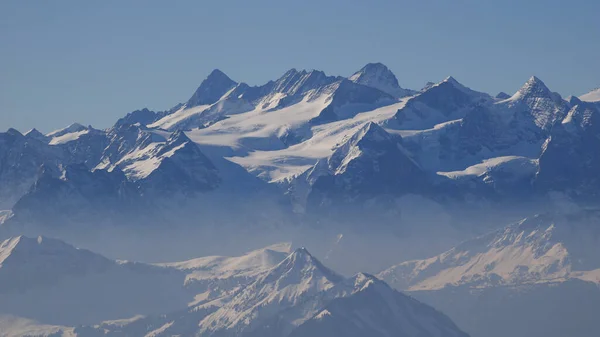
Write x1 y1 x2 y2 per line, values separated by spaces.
186 69 238 107
535 99 600 199
307 123 425 212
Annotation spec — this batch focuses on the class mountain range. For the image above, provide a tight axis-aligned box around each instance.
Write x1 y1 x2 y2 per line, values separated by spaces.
1 63 599 336
0 236 467 337
378 211 600 337
1 64 598 257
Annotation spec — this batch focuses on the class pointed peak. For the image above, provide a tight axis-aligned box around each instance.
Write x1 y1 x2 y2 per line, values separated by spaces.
271 246 343 283
496 92 511 100
187 69 237 107
206 68 231 80
514 75 551 98
527 75 543 84
24 128 49 142
443 76 459 84
440 76 471 91
285 247 316 262
435 76 470 92
353 122 393 143
569 95 583 106
421 76 489 100
25 128 42 135
274 247 338 277
5 128 24 137
167 129 191 144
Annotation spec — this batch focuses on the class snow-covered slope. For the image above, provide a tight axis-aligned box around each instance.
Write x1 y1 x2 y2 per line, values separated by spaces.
579 87 600 102
348 62 414 98
377 212 600 337
289 274 468 337
46 123 88 139
0 237 297 335
399 76 569 176
160 242 292 284
305 122 425 213
187 69 238 108
378 212 600 291
2 66 600 282
196 247 347 336
83 248 468 337
116 130 220 192
535 97 600 198
389 76 491 130
499 76 568 131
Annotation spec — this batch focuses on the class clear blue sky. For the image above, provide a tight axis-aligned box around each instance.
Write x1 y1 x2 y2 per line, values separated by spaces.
1 0 599 133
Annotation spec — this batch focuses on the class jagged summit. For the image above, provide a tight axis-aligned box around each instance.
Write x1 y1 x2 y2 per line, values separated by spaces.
349 62 411 98
272 68 341 96
186 68 237 107
561 99 600 130
421 81 436 91
114 108 161 128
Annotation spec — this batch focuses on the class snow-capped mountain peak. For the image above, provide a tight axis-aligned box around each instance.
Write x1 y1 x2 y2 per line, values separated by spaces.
502 75 567 130
326 121 407 176
197 248 346 336
348 121 394 144
349 62 412 98
509 75 559 103
379 212 600 291
23 128 48 142
272 68 341 96
46 123 87 138
288 272 469 337
561 99 600 131
186 68 238 107
439 75 488 98
265 247 344 288
579 87 600 102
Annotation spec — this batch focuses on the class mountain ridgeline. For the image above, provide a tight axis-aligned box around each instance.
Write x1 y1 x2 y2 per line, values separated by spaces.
0 63 599 269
